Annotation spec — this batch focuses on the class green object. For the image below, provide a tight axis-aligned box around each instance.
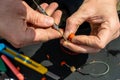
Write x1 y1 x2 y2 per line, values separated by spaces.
0 58 7 72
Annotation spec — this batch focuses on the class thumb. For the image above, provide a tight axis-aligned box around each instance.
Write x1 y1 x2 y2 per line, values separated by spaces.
64 8 87 38
24 2 54 27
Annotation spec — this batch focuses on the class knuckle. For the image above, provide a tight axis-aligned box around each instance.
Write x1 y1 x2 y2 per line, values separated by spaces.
13 40 24 48
10 35 25 48
115 31 120 39
67 17 78 26
93 38 106 50
33 13 39 24
97 42 106 49
67 17 73 23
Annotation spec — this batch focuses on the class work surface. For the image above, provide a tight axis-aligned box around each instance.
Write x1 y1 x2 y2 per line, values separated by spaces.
0 36 120 80
18 37 120 80
64 38 120 80
64 37 120 80
65 37 120 80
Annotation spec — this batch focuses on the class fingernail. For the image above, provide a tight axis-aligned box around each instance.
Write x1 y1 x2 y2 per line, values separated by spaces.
60 39 68 46
60 39 64 44
63 41 68 46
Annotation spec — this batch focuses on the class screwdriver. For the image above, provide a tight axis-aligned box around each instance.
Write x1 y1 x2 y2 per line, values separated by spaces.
32 0 67 41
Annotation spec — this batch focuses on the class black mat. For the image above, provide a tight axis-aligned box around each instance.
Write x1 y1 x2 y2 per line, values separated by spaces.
19 21 91 80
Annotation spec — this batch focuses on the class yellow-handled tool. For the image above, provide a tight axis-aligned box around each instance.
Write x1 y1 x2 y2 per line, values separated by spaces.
0 43 60 80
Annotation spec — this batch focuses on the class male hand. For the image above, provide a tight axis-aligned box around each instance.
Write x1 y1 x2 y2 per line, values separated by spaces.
0 0 62 48
61 0 120 54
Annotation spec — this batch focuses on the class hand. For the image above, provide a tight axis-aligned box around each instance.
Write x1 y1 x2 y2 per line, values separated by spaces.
0 0 62 48
61 0 120 54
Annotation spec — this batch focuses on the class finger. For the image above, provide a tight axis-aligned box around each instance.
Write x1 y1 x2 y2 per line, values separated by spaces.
45 2 58 16
72 26 111 49
64 9 87 38
23 2 54 27
33 28 63 42
72 20 119 50
52 10 62 25
51 10 62 37
40 3 48 10
60 40 100 54
12 27 63 47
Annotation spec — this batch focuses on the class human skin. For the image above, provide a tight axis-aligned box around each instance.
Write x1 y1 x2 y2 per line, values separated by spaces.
61 0 120 54
0 0 62 48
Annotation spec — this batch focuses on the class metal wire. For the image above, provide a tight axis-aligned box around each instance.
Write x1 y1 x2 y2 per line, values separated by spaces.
77 61 110 77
